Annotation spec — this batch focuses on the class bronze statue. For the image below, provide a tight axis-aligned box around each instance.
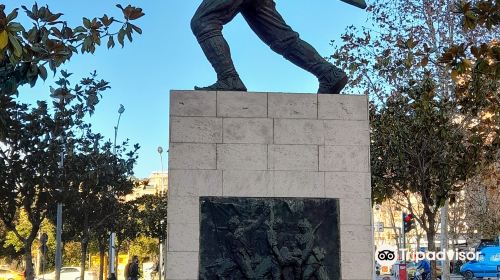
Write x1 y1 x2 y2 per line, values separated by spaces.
191 0 367 94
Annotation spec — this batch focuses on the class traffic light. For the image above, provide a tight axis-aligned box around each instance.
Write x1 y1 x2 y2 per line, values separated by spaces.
403 213 415 233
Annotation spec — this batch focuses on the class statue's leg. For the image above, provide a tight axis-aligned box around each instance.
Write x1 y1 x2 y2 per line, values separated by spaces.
191 0 247 91
241 0 347 94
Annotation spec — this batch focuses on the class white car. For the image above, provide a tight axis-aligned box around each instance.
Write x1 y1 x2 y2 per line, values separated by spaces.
38 267 96 280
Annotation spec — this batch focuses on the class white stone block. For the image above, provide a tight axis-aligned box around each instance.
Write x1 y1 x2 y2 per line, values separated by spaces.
217 144 267 170
341 252 373 279
168 170 222 197
168 143 216 170
274 119 324 145
268 145 318 171
170 117 222 143
319 145 370 172
325 172 371 199
318 94 368 120
217 92 267 117
167 90 372 279
340 198 372 226
223 118 273 144
273 171 324 197
268 93 317 119
167 196 199 224
340 224 373 253
324 120 370 146
170 90 216 117
167 223 199 252
166 252 199 279
223 170 273 197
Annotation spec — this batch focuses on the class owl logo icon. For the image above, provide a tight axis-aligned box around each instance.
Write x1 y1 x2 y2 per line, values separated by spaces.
375 244 398 266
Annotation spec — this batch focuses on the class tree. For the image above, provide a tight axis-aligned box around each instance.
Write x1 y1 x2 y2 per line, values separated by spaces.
114 200 141 270
60 128 139 280
463 161 500 242
0 3 144 140
370 82 484 277
0 218 21 262
3 210 56 273
439 0 499 123
0 71 112 279
134 194 168 242
0 97 67 280
333 1 499 277
0 4 143 279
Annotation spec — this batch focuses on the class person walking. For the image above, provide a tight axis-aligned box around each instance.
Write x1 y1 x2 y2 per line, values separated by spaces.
126 256 140 280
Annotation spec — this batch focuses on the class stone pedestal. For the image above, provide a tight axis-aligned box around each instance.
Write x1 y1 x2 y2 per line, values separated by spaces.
167 90 373 280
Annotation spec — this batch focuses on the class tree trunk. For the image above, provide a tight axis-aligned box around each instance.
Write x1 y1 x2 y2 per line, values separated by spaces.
426 212 437 280
80 240 88 280
24 241 35 280
99 244 105 280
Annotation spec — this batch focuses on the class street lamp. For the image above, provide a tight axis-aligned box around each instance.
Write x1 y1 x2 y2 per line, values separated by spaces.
109 105 125 280
157 146 166 280
50 87 75 280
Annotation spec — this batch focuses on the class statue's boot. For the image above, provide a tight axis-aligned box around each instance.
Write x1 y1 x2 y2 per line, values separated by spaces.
340 0 367 9
282 40 347 94
194 35 247 91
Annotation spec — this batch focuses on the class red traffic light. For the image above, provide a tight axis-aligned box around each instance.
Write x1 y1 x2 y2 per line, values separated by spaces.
404 214 413 222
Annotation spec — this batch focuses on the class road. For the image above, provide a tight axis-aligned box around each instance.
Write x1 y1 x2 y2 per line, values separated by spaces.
376 275 465 280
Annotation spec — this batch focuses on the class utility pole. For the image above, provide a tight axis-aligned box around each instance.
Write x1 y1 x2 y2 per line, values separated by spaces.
55 140 65 280
157 146 166 280
53 93 69 280
55 204 63 280
440 201 450 280
402 213 406 263
109 105 125 280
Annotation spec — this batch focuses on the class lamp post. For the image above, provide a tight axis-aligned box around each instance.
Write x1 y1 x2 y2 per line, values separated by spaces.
108 105 125 280
157 146 166 280
51 88 74 280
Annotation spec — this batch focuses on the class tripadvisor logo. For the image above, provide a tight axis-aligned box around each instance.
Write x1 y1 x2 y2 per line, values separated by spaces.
375 245 481 265
375 244 398 266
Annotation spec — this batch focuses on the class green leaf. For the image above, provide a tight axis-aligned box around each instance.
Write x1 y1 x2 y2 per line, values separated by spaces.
107 36 115 49
117 29 125 47
130 24 142 34
8 34 23 57
82 36 92 53
126 25 133 42
38 65 48 80
6 8 19 22
8 23 25 33
83 17 91 29
73 26 87 33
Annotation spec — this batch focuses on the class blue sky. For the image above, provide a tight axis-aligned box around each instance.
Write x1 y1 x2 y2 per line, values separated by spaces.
6 1 368 178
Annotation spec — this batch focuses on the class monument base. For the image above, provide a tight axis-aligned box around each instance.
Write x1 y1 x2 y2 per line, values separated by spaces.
167 90 373 280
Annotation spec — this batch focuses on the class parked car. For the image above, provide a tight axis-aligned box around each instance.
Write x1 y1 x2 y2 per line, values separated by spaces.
38 267 96 280
0 269 24 280
460 246 500 279
476 239 499 251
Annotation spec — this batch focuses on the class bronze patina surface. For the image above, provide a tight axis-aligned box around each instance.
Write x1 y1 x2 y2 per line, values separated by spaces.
199 197 341 279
